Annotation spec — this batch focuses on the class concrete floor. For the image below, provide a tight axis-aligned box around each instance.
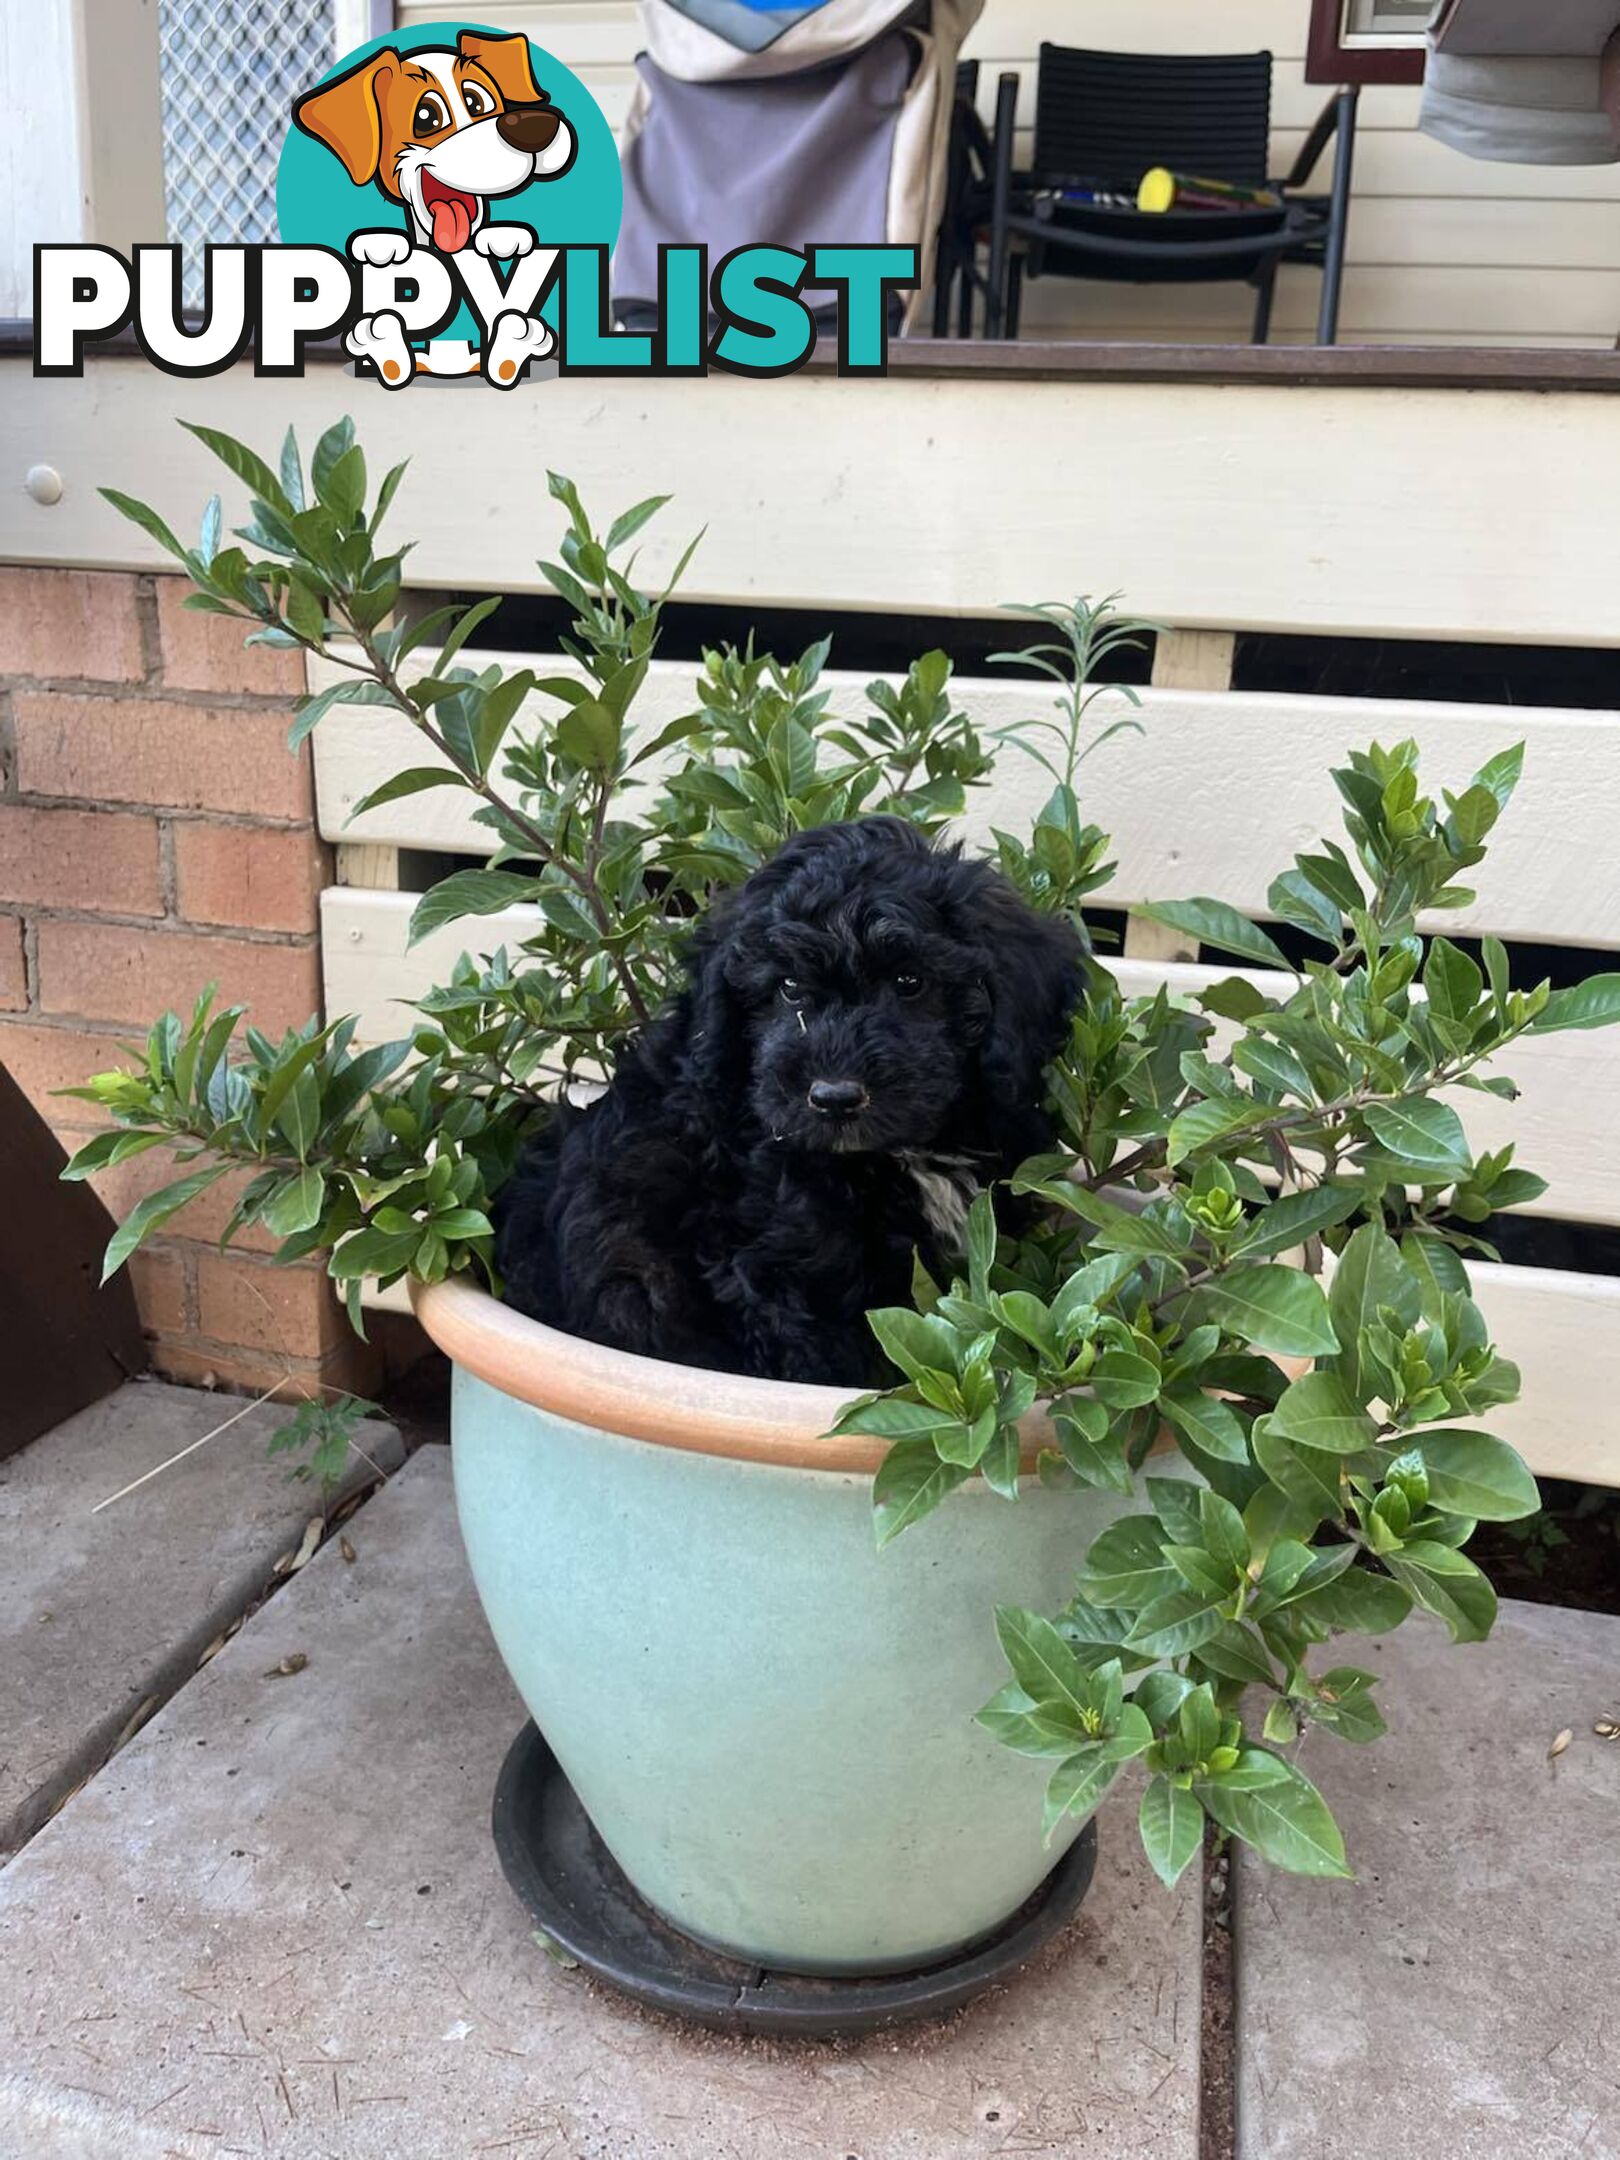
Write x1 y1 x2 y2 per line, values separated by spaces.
1 1415 1616 2159
0 1379 401 1860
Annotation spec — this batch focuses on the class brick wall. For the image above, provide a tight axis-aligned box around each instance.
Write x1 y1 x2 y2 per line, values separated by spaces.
0 565 378 1399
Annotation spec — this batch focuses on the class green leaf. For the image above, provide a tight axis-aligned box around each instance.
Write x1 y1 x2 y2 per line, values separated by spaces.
1091 1348 1161 1410
348 766 468 822
1424 937 1482 1021
829 1397 964 1442
995 1607 1095 1719
1166 1096 1259 1166
1330 1226 1421 1395
1125 1583 1227 1658
60 1128 166 1180
1387 1540 1497 1642
1159 1388 1250 1465
1410 1430 1539 1522
1270 1371 1377 1454
1053 1400 1133 1494
1252 1416 1344 1521
318 442 366 526
975 1685 1090 1759
1139 1777 1204 1888
98 486 189 565
871 1438 969 1547
260 1165 326 1237
1043 1749 1120 1842
604 493 672 552
407 869 537 946
1197 1751 1351 1879
1232 1036 1313 1101
1080 1516 1176 1606
179 422 293 515
555 699 622 773
867 1308 963 1388
1528 974 1620 1034
310 416 355 504
1292 1563 1412 1636
1185 1266 1339 1358
1134 898 1291 972
1364 1098 1472 1177
102 1164 232 1281
1231 1184 1359 1260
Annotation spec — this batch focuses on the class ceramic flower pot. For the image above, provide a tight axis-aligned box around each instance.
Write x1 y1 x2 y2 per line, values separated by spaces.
414 1277 1141 1975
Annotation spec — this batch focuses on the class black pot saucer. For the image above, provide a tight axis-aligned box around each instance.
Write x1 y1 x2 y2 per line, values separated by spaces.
492 1721 1096 2039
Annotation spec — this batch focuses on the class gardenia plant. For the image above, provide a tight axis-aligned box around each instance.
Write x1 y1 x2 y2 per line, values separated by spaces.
71 421 1620 1889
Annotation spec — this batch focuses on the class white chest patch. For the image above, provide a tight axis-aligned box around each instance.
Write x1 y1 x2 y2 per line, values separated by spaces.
896 1152 982 1253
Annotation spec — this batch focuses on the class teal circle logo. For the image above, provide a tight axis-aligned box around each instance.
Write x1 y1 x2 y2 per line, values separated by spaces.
275 19 620 356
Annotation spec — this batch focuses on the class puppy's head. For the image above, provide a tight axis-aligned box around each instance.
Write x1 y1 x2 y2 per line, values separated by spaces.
686 818 1082 1156
292 33 574 252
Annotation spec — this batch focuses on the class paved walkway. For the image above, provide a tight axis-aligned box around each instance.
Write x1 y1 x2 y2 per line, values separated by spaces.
1237 1601 1620 2160
1 1424 1616 2159
0 1450 1201 2160
0 1379 401 1860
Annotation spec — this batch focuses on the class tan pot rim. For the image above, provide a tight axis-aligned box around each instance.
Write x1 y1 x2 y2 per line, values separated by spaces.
411 1276 1068 1474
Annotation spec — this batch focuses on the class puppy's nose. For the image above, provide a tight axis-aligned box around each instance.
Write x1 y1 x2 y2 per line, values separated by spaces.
808 1078 869 1118
497 104 563 153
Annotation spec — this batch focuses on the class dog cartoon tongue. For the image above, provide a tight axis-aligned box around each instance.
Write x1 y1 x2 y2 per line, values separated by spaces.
429 193 473 252
422 176 475 253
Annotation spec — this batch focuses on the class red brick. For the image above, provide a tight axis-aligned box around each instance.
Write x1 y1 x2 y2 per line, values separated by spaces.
154 576 307 696
36 920 319 1033
149 1342 327 1399
0 568 143 683
0 917 24 1012
0 1019 134 1121
195 1251 349 1358
12 693 313 820
129 1245 189 1334
0 803 163 915
174 820 327 933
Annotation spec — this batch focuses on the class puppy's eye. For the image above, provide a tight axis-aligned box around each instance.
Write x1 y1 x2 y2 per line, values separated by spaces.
779 978 805 1007
413 92 451 137
462 82 492 117
894 972 924 999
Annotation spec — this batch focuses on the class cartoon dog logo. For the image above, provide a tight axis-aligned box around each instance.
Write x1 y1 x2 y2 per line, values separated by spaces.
292 30 574 386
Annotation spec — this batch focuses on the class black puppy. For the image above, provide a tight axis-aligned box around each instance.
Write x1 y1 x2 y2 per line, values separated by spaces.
494 817 1082 1385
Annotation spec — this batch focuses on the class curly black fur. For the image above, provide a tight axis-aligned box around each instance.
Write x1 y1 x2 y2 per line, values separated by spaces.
494 817 1083 1385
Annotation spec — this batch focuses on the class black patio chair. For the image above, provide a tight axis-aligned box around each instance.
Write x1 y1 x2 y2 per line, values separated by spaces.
982 46 1359 346
931 59 992 337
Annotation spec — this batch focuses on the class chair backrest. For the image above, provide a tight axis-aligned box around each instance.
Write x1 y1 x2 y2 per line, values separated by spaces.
1032 46 1273 186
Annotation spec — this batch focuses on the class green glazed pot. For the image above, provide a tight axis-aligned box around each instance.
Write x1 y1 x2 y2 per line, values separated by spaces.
416 1278 1137 1975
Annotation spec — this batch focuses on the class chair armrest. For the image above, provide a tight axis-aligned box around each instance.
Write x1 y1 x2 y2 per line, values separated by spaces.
1282 90 1349 190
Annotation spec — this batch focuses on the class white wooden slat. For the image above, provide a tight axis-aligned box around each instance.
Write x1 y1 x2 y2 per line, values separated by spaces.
16 361 1620 645
318 889 1618 1227
311 649 1620 952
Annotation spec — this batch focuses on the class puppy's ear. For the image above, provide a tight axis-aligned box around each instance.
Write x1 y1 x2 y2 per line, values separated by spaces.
458 29 544 104
674 903 755 1118
961 872 1083 1126
293 50 399 186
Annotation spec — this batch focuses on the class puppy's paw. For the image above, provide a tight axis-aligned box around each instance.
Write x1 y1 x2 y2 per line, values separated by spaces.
474 223 536 261
483 309 554 387
348 228 413 268
345 310 414 388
